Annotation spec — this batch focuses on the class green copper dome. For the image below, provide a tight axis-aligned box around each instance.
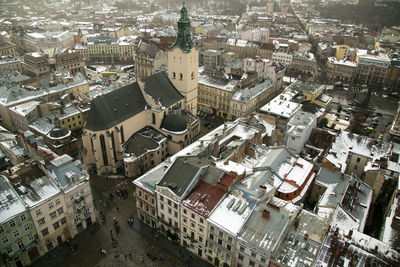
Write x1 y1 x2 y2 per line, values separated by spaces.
169 3 194 53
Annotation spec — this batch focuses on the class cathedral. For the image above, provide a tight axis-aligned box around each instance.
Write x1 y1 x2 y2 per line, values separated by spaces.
82 5 199 176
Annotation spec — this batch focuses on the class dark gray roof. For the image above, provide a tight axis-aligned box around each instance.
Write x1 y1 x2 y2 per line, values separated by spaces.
86 72 183 131
161 113 187 132
137 42 160 59
142 71 184 108
123 126 166 156
158 156 212 197
85 82 147 131
201 166 225 187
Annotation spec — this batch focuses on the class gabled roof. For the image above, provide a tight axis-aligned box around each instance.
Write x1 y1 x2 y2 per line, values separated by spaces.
85 82 147 131
142 71 183 108
157 156 212 198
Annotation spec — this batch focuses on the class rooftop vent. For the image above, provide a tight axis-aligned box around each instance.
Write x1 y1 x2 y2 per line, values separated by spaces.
262 209 270 219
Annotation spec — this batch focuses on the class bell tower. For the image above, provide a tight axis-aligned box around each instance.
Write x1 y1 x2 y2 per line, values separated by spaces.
168 3 198 115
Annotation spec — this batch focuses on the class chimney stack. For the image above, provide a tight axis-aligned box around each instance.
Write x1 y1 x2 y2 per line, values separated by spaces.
262 209 270 219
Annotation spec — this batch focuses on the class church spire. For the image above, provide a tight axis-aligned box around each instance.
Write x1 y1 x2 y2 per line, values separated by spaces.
169 3 194 53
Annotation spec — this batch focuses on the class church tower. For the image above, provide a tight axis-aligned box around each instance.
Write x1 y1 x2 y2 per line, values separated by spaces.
168 4 198 115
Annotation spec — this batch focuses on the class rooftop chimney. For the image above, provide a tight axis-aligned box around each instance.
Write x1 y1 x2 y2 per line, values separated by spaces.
262 209 270 219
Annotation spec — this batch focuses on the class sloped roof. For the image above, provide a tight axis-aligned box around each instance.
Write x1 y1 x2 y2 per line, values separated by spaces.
142 72 183 108
85 82 147 131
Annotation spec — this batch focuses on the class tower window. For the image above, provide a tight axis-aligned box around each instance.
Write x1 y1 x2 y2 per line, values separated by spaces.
173 72 176 79
191 72 194 80
180 73 183 80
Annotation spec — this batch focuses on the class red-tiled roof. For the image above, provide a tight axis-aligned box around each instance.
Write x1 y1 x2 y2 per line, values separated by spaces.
182 180 228 218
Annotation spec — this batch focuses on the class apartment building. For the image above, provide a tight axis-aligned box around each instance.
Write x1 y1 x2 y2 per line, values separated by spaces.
47 155 95 237
0 176 40 267
23 52 51 78
134 42 166 79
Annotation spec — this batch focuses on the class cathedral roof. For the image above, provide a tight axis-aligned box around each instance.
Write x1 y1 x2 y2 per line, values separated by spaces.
161 112 188 133
85 72 184 131
86 82 146 131
142 72 184 108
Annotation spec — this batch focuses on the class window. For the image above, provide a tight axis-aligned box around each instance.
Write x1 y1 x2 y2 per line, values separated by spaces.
17 240 24 249
49 202 54 209
238 254 244 261
249 260 255 266
227 244 231 251
240 246 244 252
191 213 195 219
70 195 74 201
159 196 164 202
183 227 187 233
80 189 84 195
191 222 195 228
210 233 214 240
261 257 266 263
183 209 187 214
0 226 3 233
168 200 172 206
53 221 60 230
24 225 30 231
38 218 46 226
180 73 183 80
228 236 232 243
57 207 64 215
36 209 42 216
173 72 176 79
21 214 26 222
210 226 214 233
174 203 178 209
28 234 34 241
2 237 8 244
14 230 19 238
191 72 194 80
174 211 178 218
9 220 15 227
60 217 67 226
251 252 256 258
218 239 222 245
199 235 203 242
50 212 57 220
200 218 204 224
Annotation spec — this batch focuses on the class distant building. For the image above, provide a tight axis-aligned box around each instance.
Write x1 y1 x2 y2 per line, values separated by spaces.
134 42 166 79
55 49 85 76
23 52 51 78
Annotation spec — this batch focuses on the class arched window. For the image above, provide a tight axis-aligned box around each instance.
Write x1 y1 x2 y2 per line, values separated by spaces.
120 126 124 143
100 134 108 165
111 132 117 162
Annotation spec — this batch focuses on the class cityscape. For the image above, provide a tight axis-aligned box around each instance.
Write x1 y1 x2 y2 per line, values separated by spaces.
0 0 400 267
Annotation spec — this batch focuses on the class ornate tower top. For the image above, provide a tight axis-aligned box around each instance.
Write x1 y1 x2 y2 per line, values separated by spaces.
169 3 194 53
